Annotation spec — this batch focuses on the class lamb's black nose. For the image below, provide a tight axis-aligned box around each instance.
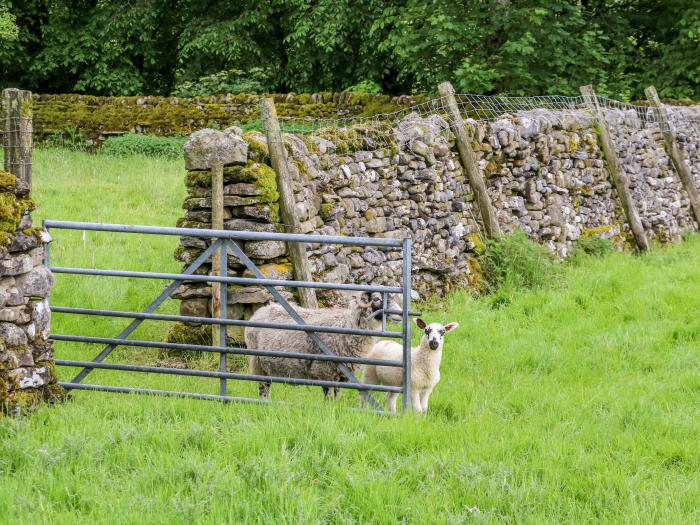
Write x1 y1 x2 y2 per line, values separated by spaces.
429 341 439 350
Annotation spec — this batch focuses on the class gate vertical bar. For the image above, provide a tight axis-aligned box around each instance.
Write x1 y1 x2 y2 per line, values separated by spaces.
219 243 228 395
401 237 412 412
41 220 50 266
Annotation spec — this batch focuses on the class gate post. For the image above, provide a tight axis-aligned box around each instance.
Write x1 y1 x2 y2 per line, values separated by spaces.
2 88 33 187
209 160 228 394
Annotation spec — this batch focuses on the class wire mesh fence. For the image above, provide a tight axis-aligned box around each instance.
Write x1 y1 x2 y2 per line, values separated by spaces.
276 92 700 152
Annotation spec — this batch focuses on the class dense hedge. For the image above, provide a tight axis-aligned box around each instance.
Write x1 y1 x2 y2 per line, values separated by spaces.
28 92 425 141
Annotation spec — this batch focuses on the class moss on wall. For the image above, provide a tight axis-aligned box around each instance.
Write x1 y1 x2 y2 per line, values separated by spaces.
31 93 426 141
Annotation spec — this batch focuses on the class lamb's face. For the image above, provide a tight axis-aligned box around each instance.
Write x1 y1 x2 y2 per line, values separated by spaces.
415 318 459 351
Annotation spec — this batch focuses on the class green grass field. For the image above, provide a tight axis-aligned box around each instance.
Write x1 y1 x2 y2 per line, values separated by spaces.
1 148 700 524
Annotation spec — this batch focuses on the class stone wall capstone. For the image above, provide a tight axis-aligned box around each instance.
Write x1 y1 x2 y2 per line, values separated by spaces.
0 171 62 416
171 107 700 336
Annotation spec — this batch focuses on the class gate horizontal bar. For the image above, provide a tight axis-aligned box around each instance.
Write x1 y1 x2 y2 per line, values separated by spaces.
58 383 394 415
43 220 404 248
51 308 403 338
55 359 403 393
59 382 272 404
50 334 404 367
49 266 403 294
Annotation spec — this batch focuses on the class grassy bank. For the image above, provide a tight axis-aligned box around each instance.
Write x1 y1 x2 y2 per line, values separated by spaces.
0 148 699 523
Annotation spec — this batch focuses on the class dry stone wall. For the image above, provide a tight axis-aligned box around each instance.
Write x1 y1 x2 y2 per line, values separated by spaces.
172 107 700 329
0 171 61 416
25 92 424 143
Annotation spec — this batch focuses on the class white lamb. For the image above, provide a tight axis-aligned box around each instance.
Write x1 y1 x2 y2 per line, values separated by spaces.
363 318 458 414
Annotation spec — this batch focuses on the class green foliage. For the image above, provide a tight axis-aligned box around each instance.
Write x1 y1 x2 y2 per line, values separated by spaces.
43 125 90 151
345 80 383 94
479 230 558 299
100 134 187 159
172 68 275 97
0 5 18 42
3 1 699 99
570 235 616 263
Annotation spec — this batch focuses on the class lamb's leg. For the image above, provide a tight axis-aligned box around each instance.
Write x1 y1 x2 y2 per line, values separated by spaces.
386 392 399 413
361 366 378 408
410 390 422 413
419 387 434 414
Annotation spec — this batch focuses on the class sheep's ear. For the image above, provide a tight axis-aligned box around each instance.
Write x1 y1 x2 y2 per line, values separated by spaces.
415 318 426 330
444 322 459 333
356 292 371 308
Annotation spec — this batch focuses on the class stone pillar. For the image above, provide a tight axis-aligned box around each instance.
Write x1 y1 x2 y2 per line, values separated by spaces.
0 170 62 416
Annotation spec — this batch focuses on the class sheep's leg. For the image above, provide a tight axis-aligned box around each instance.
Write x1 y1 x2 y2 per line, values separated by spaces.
386 392 399 414
419 387 434 414
249 356 270 400
323 387 342 401
258 381 271 399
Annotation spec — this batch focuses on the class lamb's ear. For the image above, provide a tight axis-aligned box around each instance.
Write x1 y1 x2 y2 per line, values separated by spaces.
415 318 426 330
444 322 459 333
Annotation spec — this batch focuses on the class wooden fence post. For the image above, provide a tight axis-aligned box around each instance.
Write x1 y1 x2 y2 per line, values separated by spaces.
2 88 33 187
438 81 501 239
260 97 318 308
210 160 225 350
580 85 650 252
644 86 700 227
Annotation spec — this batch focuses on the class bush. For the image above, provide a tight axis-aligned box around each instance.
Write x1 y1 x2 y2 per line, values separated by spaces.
345 80 383 94
101 133 187 158
479 230 558 295
172 67 274 97
570 236 616 261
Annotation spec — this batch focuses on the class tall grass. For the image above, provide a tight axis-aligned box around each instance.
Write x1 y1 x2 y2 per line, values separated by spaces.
0 148 699 523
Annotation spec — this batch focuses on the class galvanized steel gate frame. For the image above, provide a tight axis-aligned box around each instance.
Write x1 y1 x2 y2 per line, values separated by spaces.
43 221 413 413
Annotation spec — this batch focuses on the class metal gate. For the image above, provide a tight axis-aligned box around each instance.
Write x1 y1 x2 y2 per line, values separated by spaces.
43 220 413 413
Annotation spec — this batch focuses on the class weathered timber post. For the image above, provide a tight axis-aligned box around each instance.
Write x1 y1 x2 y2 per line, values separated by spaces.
260 97 318 308
645 86 700 227
580 85 650 251
438 81 501 239
2 88 33 187
209 159 228 393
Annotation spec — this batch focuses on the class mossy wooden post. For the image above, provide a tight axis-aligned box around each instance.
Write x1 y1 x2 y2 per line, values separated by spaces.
438 81 500 239
2 88 33 188
261 97 318 308
580 85 650 252
645 86 700 228
210 160 227 394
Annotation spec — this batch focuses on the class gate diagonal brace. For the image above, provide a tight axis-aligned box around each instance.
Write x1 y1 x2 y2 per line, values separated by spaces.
225 239 383 410
71 239 223 384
